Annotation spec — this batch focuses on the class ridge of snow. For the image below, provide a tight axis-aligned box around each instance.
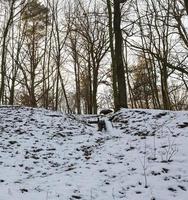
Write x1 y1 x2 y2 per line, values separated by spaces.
0 106 187 200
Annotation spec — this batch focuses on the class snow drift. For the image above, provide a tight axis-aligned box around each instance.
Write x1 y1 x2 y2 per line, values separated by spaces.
0 106 187 200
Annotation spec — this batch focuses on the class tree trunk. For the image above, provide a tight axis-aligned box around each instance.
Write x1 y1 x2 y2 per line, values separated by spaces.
0 0 15 104
73 41 81 114
184 0 188 14
113 0 128 110
92 68 98 114
160 64 171 110
106 0 118 111
88 60 93 114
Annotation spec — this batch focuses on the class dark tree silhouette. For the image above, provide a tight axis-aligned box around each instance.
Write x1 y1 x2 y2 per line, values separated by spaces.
184 0 188 14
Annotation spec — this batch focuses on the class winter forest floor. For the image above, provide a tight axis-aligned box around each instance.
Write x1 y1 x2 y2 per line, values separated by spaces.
0 106 188 200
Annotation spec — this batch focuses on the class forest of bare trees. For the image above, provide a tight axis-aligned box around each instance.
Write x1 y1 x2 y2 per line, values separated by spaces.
0 0 187 113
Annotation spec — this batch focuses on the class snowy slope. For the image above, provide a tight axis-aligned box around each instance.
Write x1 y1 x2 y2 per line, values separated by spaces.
0 106 187 200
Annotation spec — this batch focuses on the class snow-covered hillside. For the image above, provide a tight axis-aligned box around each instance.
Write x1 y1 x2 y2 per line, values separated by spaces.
0 106 187 200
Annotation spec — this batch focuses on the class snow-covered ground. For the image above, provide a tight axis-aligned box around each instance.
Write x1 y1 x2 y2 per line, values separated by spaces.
0 106 187 200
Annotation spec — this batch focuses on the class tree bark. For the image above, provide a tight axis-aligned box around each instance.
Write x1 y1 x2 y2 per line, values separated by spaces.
106 0 119 111
184 0 188 14
113 0 128 110
0 0 15 104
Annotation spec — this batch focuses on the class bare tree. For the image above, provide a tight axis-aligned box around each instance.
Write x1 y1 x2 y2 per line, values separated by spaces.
0 0 16 104
65 0 109 114
19 0 49 107
106 0 128 111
